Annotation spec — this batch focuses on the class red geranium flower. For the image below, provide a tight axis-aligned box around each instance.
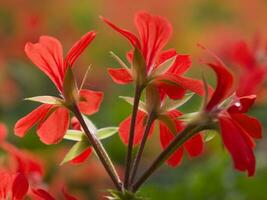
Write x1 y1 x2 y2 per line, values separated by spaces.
101 11 206 99
119 97 203 167
14 32 103 144
205 51 262 176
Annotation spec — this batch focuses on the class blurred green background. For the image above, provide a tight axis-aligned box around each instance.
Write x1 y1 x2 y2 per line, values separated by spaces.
1 0 267 199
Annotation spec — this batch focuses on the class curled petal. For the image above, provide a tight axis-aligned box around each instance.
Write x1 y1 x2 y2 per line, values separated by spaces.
78 89 104 115
119 111 154 146
206 59 234 111
219 116 256 176
100 16 141 48
25 36 64 91
14 104 52 138
71 147 92 164
12 173 29 200
108 68 133 85
64 31 96 68
37 107 70 144
228 95 256 113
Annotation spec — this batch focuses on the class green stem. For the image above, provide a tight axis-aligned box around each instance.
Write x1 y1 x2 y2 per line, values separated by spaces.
129 112 155 187
132 121 208 192
124 86 142 189
72 104 122 191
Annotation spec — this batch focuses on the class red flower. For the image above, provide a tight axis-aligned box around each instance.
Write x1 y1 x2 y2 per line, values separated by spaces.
102 12 207 99
223 39 267 96
119 108 203 167
205 53 262 176
14 32 103 144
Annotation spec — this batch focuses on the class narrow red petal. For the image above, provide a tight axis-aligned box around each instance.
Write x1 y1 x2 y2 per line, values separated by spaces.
219 116 256 176
206 60 234 111
0 171 11 199
231 113 262 139
118 111 154 146
12 173 29 200
184 133 204 157
108 68 133 85
37 107 69 144
25 36 64 91
32 189 56 200
78 89 103 115
100 16 141 48
71 147 93 164
14 104 52 138
64 31 96 69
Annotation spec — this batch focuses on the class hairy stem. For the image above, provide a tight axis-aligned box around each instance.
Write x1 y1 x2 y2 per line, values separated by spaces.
72 104 122 191
132 121 208 192
129 112 155 187
124 86 142 189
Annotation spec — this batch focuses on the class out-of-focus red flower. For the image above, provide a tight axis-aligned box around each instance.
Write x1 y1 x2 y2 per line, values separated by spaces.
102 11 207 99
14 32 104 145
220 38 267 97
204 51 262 176
119 105 203 167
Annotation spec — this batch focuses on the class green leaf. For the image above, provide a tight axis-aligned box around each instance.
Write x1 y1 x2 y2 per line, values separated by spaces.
133 48 147 86
63 130 84 141
25 96 63 105
150 55 176 78
60 140 89 165
204 130 217 142
119 96 147 113
96 127 118 140
161 93 194 112
63 67 78 105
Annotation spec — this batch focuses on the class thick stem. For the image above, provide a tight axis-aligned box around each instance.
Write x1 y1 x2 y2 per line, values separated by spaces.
72 104 122 191
129 112 155 187
132 121 208 192
124 86 142 189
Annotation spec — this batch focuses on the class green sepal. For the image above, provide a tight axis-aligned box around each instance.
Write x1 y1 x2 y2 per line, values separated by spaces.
119 96 147 113
63 67 79 105
133 48 147 87
106 190 146 200
158 114 177 134
25 96 64 105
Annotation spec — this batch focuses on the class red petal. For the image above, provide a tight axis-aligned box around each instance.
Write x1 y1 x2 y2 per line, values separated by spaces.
71 147 93 164
119 111 154 146
62 188 78 200
108 68 133 85
37 107 69 144
32 189 56 200
78 89 103 115
219 116 256 176
12 173 29 200
206 60 234 111
25 36 64 91
157 82 186 100
159 121 183 167
0 171 11 199
64 32 96 68
155 74 212 97
134 12 172 69
100 16 141 48
0 123 7 143
231 113 262 139
156 49 177 65
71 117 81 130
232 41 255 70
14 104 52 138
228 95 256 113
184 133 204 157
